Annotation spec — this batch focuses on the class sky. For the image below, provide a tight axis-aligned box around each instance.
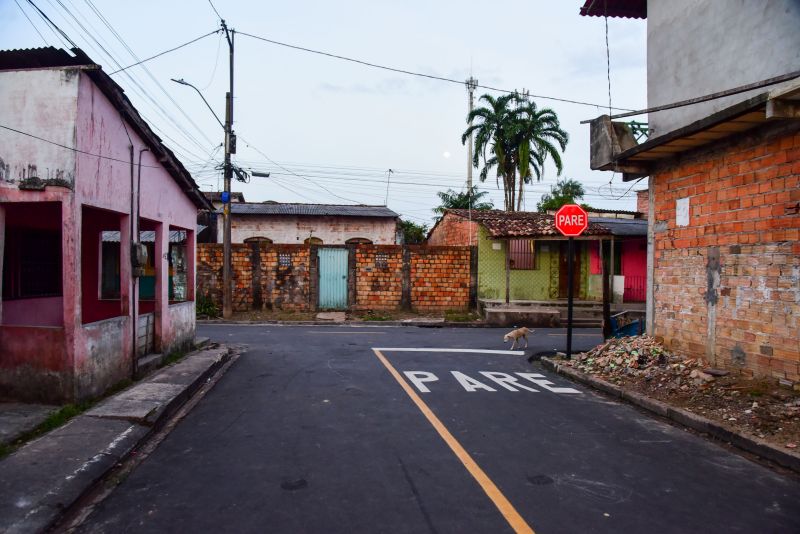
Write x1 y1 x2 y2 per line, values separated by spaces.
0 0 648 226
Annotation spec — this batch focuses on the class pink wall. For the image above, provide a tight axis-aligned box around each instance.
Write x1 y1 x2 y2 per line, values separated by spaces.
2 297 63 326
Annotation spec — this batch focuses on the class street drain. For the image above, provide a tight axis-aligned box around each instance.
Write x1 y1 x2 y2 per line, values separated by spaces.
281 478 308 491
527 474 554 486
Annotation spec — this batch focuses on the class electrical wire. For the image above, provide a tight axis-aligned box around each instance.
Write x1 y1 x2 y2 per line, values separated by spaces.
237 31 636 112
0 122 161 168
15 0 49 45
26 0 76 47
206 0 223 21
107 29 220 75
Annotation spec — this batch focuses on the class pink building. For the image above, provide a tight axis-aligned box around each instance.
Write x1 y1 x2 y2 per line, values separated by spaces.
0 48 211 402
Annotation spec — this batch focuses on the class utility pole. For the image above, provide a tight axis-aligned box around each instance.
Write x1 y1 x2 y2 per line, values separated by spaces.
222 20 235 319
465 76 478 190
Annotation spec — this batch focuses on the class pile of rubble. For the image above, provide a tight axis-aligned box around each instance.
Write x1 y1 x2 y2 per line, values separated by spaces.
565 336 720 390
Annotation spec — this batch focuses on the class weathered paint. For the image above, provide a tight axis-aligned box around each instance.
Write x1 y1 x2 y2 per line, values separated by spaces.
225 214 397 244
318 248 349 309
0 67 199 402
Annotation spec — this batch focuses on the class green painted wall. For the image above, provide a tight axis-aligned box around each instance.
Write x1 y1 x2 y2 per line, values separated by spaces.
476 226 600 301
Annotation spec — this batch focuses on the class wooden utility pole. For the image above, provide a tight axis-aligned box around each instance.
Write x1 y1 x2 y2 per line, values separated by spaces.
222 21 235 319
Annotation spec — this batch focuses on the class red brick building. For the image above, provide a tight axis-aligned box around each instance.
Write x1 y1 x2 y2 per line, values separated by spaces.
583 1 800 381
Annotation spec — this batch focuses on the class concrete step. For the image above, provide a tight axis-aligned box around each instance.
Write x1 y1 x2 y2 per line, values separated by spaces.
194 337 211 350
134 353 163 380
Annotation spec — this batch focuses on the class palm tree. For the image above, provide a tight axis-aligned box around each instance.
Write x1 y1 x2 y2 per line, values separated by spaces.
433 186 494 221
461 94 518 210
510 100 569 211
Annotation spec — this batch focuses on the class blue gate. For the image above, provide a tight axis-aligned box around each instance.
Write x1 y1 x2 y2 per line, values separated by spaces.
318 248 348 309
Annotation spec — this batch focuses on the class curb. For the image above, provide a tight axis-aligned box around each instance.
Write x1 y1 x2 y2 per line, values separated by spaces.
0 345 234 534
541 357 800 475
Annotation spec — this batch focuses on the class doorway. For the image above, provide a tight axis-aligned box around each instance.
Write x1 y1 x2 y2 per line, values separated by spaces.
318 248 348 309
558 241 581 299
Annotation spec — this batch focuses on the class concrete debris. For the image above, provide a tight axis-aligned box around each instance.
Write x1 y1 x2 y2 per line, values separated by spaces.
567 336 713 389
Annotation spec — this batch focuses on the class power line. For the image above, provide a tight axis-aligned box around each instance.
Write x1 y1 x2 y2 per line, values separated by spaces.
237 30 636 112
107 29 220 75
15 0 49 45
206 0 223 21
26 0 76 47
237 135 364 204
0 122 161 168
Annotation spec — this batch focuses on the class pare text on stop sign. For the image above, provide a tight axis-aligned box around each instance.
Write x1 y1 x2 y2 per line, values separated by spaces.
557 214 586 226
403 371 581 394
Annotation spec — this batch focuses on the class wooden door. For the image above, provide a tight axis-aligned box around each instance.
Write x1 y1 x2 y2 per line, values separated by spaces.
558 241 581 299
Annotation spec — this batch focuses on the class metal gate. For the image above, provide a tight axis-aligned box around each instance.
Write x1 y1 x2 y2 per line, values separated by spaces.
318 248 348 309
137 313 155 356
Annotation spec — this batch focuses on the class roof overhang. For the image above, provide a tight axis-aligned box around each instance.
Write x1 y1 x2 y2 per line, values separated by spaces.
580 0 646 19
594 82 800 181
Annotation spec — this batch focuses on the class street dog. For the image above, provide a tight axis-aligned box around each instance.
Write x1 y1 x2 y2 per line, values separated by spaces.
503 327 532 349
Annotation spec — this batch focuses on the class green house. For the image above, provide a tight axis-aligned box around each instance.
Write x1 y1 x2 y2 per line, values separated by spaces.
427 209 646 307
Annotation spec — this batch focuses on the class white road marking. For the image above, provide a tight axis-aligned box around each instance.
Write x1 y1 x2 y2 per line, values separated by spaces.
374 348 525 355
452 371 497 392
403 371 440 393
516 373 581 394
480 371 539 392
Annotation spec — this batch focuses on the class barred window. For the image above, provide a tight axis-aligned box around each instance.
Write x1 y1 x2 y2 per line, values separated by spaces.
375 252 388 268
509 239 536 270
278 252 292 267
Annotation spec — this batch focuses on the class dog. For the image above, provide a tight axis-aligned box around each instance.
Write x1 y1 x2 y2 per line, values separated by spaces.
503 327 532 349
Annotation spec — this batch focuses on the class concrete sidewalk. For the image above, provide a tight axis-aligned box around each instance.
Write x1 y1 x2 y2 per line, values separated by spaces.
0 344 233 534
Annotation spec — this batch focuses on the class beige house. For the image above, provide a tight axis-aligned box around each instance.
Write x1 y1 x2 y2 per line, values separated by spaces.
219 202 400 245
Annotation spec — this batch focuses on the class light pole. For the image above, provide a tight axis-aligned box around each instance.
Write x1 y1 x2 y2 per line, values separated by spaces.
465 76 478 190
171 20 235 318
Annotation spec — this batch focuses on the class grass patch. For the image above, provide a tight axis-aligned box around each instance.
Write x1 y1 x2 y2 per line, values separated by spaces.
0 401 94 460
361 310 393 321
161 349 188 368
444 310 481 322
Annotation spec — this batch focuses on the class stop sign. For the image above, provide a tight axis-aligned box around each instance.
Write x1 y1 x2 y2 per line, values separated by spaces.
554 204 589 237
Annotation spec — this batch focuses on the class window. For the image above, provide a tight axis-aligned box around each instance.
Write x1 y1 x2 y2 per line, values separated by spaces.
375 252 388 269
100 239 121 299
169 229 188 302
2 228 62 299
244 236 272 244
509 239 536 270
278 252 292 267
346 237 372 245
304 237 323 245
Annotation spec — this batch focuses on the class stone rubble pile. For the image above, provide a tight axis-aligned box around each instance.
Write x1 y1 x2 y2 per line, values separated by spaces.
566 336 717 390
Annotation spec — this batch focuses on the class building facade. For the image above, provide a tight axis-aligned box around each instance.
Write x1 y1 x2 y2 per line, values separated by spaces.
583 0 800 381
0 48 210 402
221 203 400 245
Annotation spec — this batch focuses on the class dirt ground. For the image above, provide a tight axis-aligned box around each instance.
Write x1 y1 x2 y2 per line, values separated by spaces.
562 336 800 452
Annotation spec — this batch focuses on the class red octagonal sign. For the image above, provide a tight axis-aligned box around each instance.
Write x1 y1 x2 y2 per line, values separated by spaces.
555 204 589 237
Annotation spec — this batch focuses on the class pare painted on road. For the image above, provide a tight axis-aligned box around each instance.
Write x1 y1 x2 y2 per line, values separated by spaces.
403 371 581 394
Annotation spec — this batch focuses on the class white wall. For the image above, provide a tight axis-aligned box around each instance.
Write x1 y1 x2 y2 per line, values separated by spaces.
225 215 398 244
0 68 79 186
647 0 800 135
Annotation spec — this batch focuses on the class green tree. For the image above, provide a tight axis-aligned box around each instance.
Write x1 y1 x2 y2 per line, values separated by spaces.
461 93 518 211
433 186 494 221
511 100 569 211
399 219 428 244
462 93 568 211
536 179 589 212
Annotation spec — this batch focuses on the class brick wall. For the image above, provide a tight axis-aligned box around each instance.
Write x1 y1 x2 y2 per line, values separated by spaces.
353 245 403 310
410 246 472 311
427 213 480 246
198 243 475 313
651 121 800 381
636 189 649 215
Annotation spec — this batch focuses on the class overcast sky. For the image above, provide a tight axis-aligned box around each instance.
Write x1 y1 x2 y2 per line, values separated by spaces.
1 0 648 225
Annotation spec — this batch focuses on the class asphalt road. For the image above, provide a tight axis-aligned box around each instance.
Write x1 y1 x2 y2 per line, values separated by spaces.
78 325 800 533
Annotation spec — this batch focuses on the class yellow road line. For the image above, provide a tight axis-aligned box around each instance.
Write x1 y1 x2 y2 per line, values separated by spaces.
372 349 535 534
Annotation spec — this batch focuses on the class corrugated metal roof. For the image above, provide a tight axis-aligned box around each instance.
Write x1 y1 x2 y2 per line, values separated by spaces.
0 47 212 211
580 0 646 19
588 217 647 236
229 203 399 218
446 209 611 238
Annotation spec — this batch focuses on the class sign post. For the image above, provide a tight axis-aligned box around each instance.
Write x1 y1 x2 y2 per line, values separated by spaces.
554 204 589 359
